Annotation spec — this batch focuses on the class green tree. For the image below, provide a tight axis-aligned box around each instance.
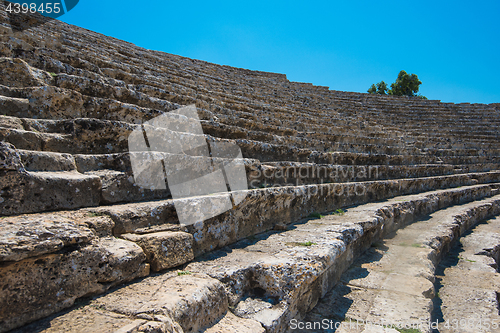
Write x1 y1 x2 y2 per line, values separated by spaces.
367 81 388 95
368 71 425 98
368 84 377 94
388 70 422 97
376 81 388 95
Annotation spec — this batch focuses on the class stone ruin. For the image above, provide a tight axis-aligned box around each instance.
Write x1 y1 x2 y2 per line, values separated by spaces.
1 4 500 333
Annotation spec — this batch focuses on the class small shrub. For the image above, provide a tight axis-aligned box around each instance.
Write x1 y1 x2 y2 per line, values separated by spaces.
309 212 323 219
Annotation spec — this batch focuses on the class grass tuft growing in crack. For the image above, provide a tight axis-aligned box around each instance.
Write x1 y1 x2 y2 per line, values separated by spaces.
332 208 345 216
396 328 421 333
309 212 324 219
298 241 317 247
87 212 103 217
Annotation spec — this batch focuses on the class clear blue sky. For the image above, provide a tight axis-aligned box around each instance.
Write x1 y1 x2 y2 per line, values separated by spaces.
59 0 500 104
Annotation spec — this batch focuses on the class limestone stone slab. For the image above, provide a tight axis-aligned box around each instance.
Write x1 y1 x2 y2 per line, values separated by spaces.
0 57 51 88
86 169 171 205
17 150 76 172
342 269 435 298
121 231 194 271
0 141 23 171
205 311 265 333
13 307 183 333
0 237 148 332
0 115 24 130
92 272 228 332
0 170 101 216
365 290 433 333
0 213 95 262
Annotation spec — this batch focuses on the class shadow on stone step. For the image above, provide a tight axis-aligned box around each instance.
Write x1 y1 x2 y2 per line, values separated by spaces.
431 242 463 333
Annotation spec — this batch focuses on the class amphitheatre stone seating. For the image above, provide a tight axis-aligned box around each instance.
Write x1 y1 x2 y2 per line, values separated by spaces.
1 5 500 333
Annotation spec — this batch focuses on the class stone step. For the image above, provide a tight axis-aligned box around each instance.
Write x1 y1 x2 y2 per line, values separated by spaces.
2 21 496 134
304 194 500 333
0 169 101 215
10 272 228 333
7 142 497 215
3 78 495 155
17 149 77 172
0 58 404 149
6 184 499 333
8 114 499 164
89 174 500 253
0 83 181 125
201 120 427 156
0 206 196 331
1 49 498 149
14 145 488 190
183 188 500 332
11 40 496 131
432 215 500 333
0 142 101 215
0 57 496 145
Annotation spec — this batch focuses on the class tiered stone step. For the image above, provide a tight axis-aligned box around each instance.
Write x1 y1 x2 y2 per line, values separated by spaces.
4 72 497 157
4 114 499 171
1 11 499 154
304 194 500 333
8 184 500 332
432 215 500 333
1 78 497 155
9 142 498 205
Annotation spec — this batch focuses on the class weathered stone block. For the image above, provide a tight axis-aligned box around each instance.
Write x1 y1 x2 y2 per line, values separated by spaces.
18 150 76 172
0 141 23 171
0 57 51 88
0 237 148 332
91 272 228 332
205 311 265 333
0 213 95 262
13 307 183 333
0 170 101 215
122 231 194 271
